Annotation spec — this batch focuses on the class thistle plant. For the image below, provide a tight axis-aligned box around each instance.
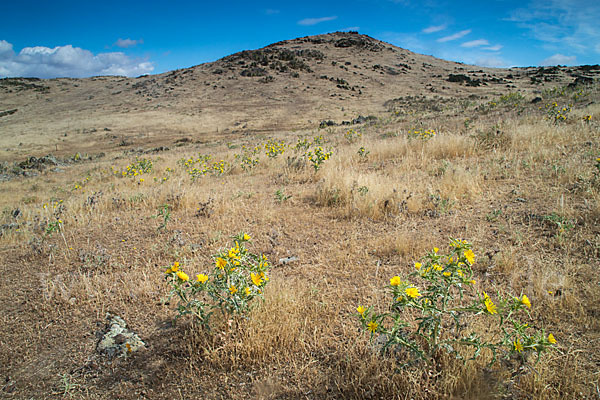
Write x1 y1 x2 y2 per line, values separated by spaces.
164 233 270 328
357 239 557 367
306 147 332 171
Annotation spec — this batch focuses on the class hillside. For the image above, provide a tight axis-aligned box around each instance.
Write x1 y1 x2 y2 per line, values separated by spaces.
0 32 599 399
1 31 598 162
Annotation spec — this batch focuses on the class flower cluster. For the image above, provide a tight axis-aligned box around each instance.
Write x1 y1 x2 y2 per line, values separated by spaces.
544 102 571 123
344 129 362 143
357 239 557 366
112 157 154 178
264 139 286 158
164 233 270 326
408 128 437 141
306 146 333 171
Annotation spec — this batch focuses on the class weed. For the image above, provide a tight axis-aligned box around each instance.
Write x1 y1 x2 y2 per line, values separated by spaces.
164 233 270 328
358 240 557 367
274 188 292 203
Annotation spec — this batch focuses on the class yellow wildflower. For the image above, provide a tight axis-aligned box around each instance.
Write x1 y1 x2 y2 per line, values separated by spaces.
443 271 451 277
196 274 208 283
245 287 251 296
171 262 179 272
521 294 531 309
251 272 263 286
357 306 366 316
390 276 402 286
176 271 189 281
433 247 439 253
548 333 557 344
464 249 475 265
414 262 422 270
367 321 378 333
216 257 227 270
229 285 237 294
469 279 476 285
457 269 464 277
243 233 251 241
484 292 497 315
405 287 421 298
513 339 523 353
433 264 443 271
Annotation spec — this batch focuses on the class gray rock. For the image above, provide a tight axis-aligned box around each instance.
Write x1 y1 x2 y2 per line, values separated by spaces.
96 313 145 358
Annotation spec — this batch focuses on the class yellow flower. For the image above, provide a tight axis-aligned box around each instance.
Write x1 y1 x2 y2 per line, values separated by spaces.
228 247 239 259
443 271 451 277
216 257 227 270
484 292 497 315
390 276 402 286
245 287 251 296
165 267 172 274
171 262 179 272
548 333 557 344
513 339 523 353
139 178 144 183
229 285 237 294
469 279 476 285
405 287 421 298
196 274 208 283
367 321 378 333
521 294 531 309
433 264 443 271
433 247 439 253
414 262 422 270
457 269 464 277
251 272 263 286
243 233 251 241
176 271 189 281
464 249 475 265
357 306 366 316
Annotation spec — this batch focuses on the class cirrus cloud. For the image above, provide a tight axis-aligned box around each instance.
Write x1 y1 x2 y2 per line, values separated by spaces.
114 38 143 48
0 40 154 78
297 16 337 26
437 29 471 43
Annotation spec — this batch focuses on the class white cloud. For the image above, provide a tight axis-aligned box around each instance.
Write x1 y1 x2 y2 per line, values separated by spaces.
475 56 508 68
483 44 503 51
540 53 576 66
508 0 600 54
437 29 471 43
461 39 489 48
0 41 154 78
422 24 446 34
114 38 143 48
297 16 337 26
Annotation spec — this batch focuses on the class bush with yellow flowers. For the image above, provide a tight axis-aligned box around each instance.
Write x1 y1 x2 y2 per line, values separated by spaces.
357 239 557 366
164 233 270 327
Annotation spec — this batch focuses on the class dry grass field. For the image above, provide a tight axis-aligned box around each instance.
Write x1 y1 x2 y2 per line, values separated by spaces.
1 32 599 399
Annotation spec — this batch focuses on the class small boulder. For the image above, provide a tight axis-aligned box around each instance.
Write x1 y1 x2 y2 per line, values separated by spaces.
96 313 145 358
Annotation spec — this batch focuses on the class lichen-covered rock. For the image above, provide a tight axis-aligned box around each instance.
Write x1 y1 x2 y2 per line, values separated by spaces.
96 313 145 358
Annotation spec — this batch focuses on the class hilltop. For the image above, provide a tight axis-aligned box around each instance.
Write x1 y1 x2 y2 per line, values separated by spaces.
1 31 598 162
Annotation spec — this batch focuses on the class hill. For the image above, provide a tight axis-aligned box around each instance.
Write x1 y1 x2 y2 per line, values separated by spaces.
1 31 598 162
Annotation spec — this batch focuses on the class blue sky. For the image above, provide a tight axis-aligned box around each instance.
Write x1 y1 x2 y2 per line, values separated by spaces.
0 0 598 78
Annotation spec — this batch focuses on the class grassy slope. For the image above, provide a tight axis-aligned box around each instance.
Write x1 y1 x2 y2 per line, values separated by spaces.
0 84 599 399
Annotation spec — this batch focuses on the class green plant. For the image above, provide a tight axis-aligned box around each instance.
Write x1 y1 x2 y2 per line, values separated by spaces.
164 233 270 328
306 147 333 171
274 188 292 203
155 204 171 231
486 209 502 222
344 129 362 143
357 239 557 367
357 146 370 159
408 128 437 141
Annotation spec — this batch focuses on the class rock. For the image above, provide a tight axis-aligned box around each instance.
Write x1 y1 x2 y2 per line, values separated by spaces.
96 313 145 358
279 256 298 265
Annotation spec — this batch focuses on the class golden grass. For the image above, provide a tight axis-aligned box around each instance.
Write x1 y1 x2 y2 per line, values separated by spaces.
1 84 599 399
